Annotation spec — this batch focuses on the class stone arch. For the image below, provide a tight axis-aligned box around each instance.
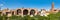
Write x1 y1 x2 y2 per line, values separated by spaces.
6 12 10 15
17 9 21 15
30 9 35 15
23 9 28 15
12 11 14 15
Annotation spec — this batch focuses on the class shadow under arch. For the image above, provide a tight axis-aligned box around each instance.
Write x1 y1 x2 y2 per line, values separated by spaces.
23 9 28 15
30 9 35 15
12 11 14 15
17 9 21 15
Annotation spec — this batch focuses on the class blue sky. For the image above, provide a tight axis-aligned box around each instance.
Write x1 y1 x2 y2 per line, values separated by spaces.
0 0 60 10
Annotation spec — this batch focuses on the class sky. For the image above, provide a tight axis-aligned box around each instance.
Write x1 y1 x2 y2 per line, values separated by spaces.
0 0 60 10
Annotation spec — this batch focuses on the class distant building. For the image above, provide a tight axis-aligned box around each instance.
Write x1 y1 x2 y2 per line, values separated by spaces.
50 2 54 12
57 8 60 12
50 2 59 13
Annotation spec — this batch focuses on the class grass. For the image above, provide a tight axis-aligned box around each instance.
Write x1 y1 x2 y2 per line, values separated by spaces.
0 12 60 20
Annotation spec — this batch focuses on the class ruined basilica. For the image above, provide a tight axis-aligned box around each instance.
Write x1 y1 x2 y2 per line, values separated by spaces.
0 2 60 17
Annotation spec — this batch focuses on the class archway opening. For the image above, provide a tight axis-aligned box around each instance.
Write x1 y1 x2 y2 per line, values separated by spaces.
17 9 21 15
6 12 10 15
12 11 14 15
30 9 35 15
23 9 28 15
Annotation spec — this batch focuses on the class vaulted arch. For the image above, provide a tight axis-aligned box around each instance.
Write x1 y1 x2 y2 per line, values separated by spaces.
17 9 21 15
30 9 35 15
12 11 14 15
23 9 28 15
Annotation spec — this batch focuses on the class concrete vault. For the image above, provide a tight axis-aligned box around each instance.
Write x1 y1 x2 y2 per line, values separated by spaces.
23 9 28 15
